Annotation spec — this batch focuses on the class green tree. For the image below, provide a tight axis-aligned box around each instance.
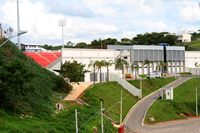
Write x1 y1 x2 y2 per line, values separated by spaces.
103 60 113 81
115 58 129 78
75 42 88 48
60 60 87 82
131 63 139 79
94 60 105 83
88 61 97 84
144 59 151 75
157 61 167 77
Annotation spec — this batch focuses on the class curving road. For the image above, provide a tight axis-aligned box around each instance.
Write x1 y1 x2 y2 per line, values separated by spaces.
124 77 193 133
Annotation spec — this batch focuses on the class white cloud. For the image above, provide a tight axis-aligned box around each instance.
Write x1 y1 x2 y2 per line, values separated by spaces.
181 1 200 22
0 0 119 44
0 0 199 45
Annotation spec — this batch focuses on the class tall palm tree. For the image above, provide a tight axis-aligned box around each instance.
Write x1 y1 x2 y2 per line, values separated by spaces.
195 62 199 75
131 63 139 79
88 61 97 84
144 59 151 75
103 60 113 81
157 61 167 77
94 60 105 83
115 58 129 78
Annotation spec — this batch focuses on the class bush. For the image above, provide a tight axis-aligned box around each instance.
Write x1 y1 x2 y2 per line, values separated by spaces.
0 42 72 116
179 72 192 76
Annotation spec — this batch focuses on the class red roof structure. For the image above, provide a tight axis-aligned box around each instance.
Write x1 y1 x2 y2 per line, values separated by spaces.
24 52 61 67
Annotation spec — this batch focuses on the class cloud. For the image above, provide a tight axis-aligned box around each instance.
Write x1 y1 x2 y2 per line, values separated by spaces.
0 0 200 45
0 0 119 44
180 1 200 22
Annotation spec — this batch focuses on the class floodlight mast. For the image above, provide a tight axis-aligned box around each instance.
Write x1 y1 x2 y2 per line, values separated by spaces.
59 19 66 48
17 0 21 50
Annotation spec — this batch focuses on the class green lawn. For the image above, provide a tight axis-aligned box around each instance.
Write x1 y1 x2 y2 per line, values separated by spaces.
0 82 139 133
145 78 200 124
128 77 176 97
186 41 200 50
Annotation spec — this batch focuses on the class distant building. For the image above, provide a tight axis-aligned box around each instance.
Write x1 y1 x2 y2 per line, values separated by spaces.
177 33 192 42
21 43 45 52
107 45 185 74
60 48 120 82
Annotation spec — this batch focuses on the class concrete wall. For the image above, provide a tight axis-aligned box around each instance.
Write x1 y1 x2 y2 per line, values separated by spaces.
185 51 200 68
61 48 120 82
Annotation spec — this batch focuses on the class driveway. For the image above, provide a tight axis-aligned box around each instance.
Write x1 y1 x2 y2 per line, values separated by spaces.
124 77 192 133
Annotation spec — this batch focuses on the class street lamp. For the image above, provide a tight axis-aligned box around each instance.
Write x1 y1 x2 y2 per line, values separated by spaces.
0 31 27 48
140 76 143 98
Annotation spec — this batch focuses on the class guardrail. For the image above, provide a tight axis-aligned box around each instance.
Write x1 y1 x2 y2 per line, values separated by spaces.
109 74 142 98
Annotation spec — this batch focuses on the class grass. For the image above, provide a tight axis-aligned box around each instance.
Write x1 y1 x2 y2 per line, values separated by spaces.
145 78 200 124
0 82 139 133
128 77 176 97
186 41 200 51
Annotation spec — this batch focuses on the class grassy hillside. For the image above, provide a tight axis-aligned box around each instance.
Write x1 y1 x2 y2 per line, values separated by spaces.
145 78 200 124
0 40 71 117
0 82 139 132
128 77 176 97
185 41 200 51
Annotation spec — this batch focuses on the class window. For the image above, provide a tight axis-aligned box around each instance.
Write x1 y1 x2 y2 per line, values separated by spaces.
124 56 127 59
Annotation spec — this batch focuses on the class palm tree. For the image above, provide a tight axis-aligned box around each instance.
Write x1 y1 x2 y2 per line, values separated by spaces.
88 61 97 84
94 60 105 83
195 62 199 75
144 59 151 75
157 61 167 77
115 58 129 78
103 60 113 81
131 63 139 79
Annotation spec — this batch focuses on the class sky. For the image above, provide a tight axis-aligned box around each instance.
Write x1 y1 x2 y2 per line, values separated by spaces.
0 0 200 45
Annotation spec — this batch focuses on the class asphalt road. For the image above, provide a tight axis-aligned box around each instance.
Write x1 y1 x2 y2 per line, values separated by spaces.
124 77 192 133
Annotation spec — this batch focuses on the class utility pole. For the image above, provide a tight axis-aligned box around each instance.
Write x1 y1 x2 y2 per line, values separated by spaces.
94 64 96 84
196 87 198 116
75 109 78 133
17 0 21 50
120 90 123 125
101 101 104 133
140 77 143 98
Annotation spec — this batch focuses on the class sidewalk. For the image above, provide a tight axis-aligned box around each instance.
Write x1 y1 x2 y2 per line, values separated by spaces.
63 82 93 101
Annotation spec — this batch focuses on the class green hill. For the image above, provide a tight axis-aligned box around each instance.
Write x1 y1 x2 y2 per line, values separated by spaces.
145 78 200 124
186 41 200 51
0 40 72 117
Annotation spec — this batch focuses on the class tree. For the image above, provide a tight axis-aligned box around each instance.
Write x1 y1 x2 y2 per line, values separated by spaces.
88 61 97 84
131 63 139 79
115 58 129 78
75 42 88 48
157 61 167 77
94 60 105 83
103 60 113 81
144 59 151 75
60 60 87 82
195 62 199 75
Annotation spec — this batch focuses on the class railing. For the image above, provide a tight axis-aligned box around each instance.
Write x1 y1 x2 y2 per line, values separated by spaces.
109 74 142 98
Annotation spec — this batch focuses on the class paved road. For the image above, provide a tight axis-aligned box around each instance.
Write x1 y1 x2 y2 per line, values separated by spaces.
124 77 192 133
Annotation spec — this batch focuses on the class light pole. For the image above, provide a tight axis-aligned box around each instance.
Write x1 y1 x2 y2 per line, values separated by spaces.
0 31 27 48
140 77 143 98
59 19 66 48
101 101 104 133
120 90 123 125
17 0 21 50
75 109 78 133
196 87 198 116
